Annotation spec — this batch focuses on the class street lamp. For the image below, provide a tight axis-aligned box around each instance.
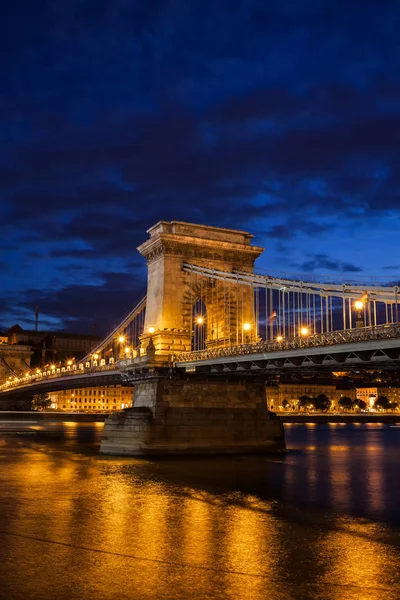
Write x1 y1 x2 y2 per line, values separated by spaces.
148 327 155 334
243 322 251 344
196 316 204 325
276 335 283 342
118 335 125 344
354 300 364 328
300 327 309 336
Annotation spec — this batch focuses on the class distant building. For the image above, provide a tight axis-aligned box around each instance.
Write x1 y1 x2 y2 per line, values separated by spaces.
47 385 133 412
0 343 33 383
0 333 8 344
266 383 340 411
7 325 100 366
356 387 378 408
356 386 400 408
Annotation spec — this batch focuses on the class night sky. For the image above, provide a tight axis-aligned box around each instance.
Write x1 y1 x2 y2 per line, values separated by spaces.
2 1 400 335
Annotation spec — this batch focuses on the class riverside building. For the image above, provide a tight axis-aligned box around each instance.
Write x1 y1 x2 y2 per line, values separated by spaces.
48 385 133 412
266 383 356 411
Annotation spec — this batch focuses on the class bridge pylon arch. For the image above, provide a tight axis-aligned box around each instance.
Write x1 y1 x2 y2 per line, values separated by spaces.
137 221 264 359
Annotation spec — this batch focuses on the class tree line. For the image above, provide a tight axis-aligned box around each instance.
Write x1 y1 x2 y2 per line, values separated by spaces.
281 394 399 412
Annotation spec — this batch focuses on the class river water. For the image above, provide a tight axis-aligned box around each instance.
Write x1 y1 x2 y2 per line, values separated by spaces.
0 420 399 600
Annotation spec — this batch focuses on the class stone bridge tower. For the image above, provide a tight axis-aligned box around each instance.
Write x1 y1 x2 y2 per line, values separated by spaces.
137 221 264 359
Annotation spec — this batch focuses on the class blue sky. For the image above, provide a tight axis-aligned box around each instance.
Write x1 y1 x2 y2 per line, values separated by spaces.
1 0 400 333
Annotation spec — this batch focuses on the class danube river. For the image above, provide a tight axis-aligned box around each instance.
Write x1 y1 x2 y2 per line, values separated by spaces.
0 420 399 600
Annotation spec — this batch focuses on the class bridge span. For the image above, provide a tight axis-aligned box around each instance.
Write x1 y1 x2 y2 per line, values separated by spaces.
1 220 399 455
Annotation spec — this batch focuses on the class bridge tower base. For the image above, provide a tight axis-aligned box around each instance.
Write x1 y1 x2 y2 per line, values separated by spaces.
100 375 285 456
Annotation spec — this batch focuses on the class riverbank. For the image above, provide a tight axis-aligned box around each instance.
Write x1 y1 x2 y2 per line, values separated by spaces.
279 412 400 424
0 411 108 422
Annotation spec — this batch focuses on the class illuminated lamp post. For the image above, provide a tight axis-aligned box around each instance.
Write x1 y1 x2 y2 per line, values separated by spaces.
243 322 251 344
354 300 364 328
299 327 309 346
118 335 125 360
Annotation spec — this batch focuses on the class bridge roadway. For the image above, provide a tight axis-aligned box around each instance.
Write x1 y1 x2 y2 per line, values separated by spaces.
175 324 400 373
0 324 399 400
0 367 123 401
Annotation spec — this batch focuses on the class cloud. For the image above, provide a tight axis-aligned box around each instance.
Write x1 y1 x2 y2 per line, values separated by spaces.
1 0 400 331
295 254 363 274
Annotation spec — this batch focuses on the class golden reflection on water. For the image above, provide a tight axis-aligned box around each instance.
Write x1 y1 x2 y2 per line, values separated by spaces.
0 423 400 600
320 519 398 600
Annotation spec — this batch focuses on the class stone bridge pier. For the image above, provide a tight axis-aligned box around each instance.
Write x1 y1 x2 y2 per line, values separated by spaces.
100 221 285 456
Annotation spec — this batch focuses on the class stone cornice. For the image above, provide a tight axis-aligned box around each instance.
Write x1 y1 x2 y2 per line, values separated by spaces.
138 233 264 266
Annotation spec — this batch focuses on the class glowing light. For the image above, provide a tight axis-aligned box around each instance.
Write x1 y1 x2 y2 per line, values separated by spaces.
118 335 125 343
354 300 364 311
196 316 204 325
67 360 72 366
243 323 251 331
50 364 55 369
93 354 99 360
276 335 283 342
125 347 130 353
148 327 155 334
300 327 309 336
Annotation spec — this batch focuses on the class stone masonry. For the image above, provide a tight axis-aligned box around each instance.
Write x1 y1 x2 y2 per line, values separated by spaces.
137 221 264 359
100 221 285 456
100 376 285 455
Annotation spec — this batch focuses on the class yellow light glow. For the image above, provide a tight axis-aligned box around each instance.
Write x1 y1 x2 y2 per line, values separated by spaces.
93 354 99 360
243 322 251 331
118 335 125 343
50 364 55 369
148 327 155 334
196 316 204 325
354 300 364 311
276 335 283 342
67 360 72 366
125 346 130 353
300 327 309 336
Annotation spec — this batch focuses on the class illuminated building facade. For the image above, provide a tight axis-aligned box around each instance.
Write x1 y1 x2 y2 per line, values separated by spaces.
266 383 355 411
356 386 400 408
48 385 133 412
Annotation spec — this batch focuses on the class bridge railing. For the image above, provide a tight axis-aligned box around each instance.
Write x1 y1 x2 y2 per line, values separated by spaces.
0 362 120 393
175 323 400 363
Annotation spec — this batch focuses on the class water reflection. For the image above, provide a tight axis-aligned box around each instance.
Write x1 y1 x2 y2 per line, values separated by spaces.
0 423 399 600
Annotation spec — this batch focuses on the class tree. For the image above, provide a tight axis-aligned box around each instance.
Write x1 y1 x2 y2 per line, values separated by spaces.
282 399 289 410
298 395 313 410
338 396 355 411
32 393 51 411
357 400 367 411
313 393 331 412
375 396 398 411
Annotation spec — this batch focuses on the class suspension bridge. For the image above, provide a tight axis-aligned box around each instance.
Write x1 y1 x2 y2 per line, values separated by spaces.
1 221 399 455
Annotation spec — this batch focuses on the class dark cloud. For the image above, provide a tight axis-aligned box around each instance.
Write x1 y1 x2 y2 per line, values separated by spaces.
295 254 363 274
1 0 400 330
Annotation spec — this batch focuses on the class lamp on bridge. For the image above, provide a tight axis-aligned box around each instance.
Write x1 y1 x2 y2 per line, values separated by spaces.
196 316 204 325
276 335 283 343
354 300 365 328
300 327 309 336
243 322 251 344
118 335 126 359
